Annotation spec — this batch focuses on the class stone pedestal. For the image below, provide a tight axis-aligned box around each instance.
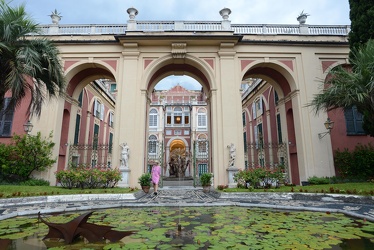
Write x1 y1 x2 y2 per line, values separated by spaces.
226 167 239 188
118 167 130 187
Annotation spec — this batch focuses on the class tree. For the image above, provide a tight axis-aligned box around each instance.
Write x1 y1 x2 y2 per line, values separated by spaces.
0 0 65 117
308 39 374 136
348 0 374 59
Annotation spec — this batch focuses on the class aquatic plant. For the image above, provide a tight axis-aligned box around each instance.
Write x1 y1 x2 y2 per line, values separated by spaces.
1 207 374 249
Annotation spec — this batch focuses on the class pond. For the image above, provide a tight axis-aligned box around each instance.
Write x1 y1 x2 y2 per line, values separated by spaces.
1 207 374 249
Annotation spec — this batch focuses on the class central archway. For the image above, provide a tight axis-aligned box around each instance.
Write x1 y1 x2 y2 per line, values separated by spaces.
144 56 214 186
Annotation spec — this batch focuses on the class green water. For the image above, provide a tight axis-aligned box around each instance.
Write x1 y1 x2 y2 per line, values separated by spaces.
1 207 374 249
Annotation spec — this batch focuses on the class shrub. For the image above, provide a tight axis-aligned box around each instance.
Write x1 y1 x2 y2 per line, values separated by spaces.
55 167 122 189
234 166 284 189
200 173 213 186
138 173 151 186
217 184 228 190
0 132 56 182
307 176 331 185
19 178 50 186
335 143 374 179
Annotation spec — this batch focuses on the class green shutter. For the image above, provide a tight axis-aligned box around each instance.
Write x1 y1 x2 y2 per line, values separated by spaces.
74 114 81 145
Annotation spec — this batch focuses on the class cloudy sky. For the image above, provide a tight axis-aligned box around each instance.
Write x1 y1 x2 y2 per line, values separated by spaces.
10 0 350 25
9 0 351 90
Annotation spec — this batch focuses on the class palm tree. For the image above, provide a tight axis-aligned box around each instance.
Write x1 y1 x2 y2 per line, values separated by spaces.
308 39 374 137
0 0 65 117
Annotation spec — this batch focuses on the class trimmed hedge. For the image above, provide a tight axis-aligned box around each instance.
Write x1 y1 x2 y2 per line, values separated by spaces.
55 167 122 189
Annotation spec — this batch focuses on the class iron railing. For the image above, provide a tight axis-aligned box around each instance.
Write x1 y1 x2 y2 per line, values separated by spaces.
68 144 113 168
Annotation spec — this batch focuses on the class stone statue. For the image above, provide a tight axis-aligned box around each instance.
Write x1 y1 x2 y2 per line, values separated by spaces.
169 148 188 178
228 143 236 167
120 143 129 168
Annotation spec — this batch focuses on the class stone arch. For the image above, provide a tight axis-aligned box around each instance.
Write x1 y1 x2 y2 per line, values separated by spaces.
143 54 215 94
241 62 301 184
242 62 296 98
64 62 117 100
57 61 117 172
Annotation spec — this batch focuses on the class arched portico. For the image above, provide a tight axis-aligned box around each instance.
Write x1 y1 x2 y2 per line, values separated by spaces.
27 14 353 187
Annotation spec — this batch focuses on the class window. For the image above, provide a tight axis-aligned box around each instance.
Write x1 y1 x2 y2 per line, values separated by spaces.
255 124 263 149
78 91 83 107
174 107 182 125
243 132 247 152
198 164 208 176
0 98 14 137
166 112 172 125
276 113 283 143
344 106 365 135
197 108 207 129
252 97 263 119
165 106 190 127
256 97 263 116
274 90 279 106
242 111 246 126
184 112 190 125
93 99 104 120
149 109 158 127
93 124 99 149
109 132 113 153
109 112 114 128
148 135 157 154
110 83 117 92
74 114 81 145
197 136 208 153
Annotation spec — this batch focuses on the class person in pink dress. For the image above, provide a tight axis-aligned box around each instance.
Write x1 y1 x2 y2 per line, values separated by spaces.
151 160 161 195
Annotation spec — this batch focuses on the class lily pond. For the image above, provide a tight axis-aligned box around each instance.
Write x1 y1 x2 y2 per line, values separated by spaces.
1 207 374 249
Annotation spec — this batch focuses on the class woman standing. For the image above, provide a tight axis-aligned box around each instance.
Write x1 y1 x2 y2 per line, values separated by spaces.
151 160 161 195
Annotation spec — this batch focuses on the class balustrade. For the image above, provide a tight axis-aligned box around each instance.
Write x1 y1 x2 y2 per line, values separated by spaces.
36 21 350 36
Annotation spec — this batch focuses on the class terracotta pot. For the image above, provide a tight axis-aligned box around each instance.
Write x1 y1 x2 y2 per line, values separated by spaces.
202 185 210 193
141 186 150 193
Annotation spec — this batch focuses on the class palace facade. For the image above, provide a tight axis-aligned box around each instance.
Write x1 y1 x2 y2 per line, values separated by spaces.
1 7 373 187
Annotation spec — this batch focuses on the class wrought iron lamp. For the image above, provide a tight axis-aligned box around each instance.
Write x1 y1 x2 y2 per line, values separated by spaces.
318 117 334 139
23 120 33 134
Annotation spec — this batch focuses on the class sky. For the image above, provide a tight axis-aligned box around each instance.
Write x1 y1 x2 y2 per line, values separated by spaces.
8 0 351 90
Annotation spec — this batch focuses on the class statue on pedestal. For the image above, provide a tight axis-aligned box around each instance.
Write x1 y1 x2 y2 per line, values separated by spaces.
120 143 129 168
228 143 236 167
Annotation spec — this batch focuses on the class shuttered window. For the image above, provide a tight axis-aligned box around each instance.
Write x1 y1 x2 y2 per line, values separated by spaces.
74 114 81 145
344 106 365 135
0 98 14 137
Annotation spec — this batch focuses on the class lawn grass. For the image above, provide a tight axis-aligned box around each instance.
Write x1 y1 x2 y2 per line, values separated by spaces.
223 182 374 195
0 185 136 198
1 182 374 199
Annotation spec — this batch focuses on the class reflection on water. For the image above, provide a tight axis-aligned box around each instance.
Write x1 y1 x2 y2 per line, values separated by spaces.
1 207 374 250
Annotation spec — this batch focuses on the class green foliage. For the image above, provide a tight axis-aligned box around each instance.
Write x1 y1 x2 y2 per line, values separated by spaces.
138 172 151 186
234 166 285 188
348 0 374 58
308 39 374 136
0 132 56 182
19 178 50 186
307 176 331 185
13 132 56 179
2 207 374 249
0 0 66 117
55 167 121 189
335 143 374 179
200 172 213 186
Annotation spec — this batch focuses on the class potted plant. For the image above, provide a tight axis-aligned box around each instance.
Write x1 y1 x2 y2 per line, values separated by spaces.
200 173 213 193
49 9 62 24
138 173 151 193
297 10 310 25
